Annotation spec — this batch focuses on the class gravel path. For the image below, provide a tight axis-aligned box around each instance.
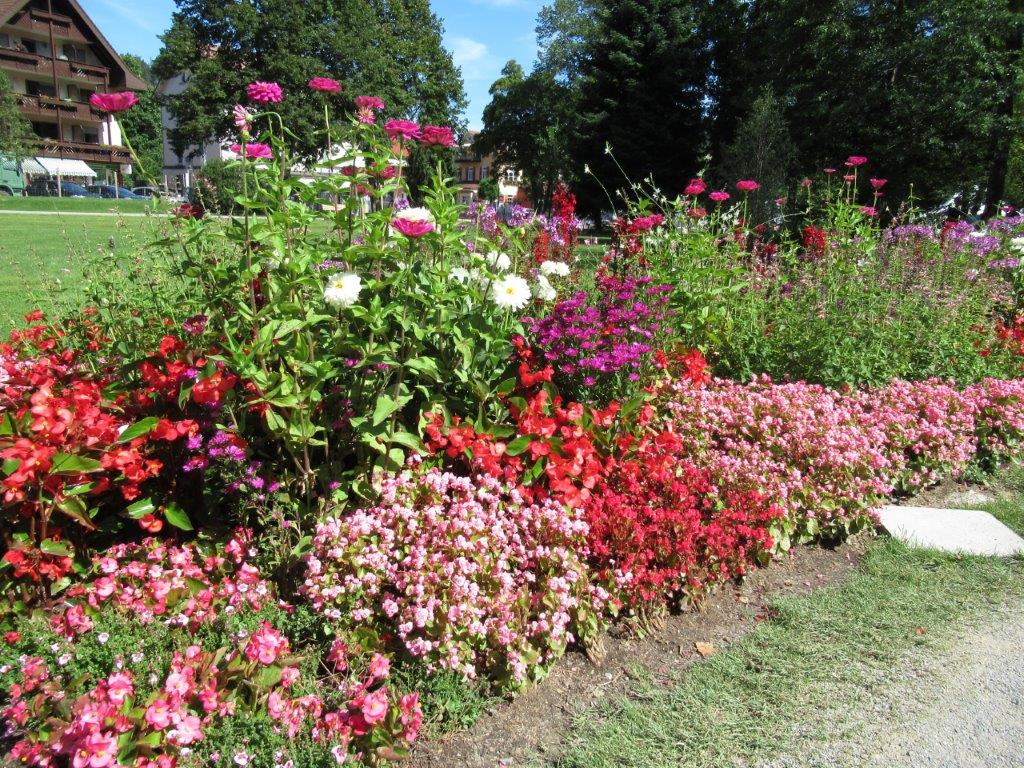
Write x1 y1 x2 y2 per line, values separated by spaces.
764 602 1024 768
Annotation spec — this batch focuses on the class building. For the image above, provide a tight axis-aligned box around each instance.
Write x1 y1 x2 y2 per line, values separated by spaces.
456 130 526 207
0 0 147 181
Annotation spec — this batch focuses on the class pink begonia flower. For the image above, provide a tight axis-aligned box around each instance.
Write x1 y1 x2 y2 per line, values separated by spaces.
230 143 273 160
845 155 868 167
145 698 173 730
684 178 706 196
419 125 456 148
870 177 888 190
280 666 301 687
308 77 342 94
244 621 289 665
392 218 434 238
735 180 759 193
246 81 283 104
709 190 730 203
384 119 422 141
368 653 391 679
89 91 138 113
79 731 118 768
360 687 390 725
105 671 134 704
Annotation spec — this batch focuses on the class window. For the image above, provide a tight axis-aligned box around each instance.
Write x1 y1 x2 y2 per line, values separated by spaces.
31 121 59 140
62 44 87 63
0 33 10 49
467 167 475 182
481 167 488 179
21 39 38 54
26 80 56 98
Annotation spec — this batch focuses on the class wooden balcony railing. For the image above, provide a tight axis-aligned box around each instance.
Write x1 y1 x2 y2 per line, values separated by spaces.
0 46 108 83
15 93 104 123
36 139 131 165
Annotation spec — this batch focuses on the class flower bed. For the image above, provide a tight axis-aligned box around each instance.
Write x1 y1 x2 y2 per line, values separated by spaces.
3 77 1024 767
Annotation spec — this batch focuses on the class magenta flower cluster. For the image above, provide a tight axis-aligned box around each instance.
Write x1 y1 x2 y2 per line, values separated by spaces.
525 275 673 385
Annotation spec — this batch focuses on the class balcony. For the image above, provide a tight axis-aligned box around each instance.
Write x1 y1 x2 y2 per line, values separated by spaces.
15 93 104 123
7 9 90 43
0 46 108 84
36 138 131 165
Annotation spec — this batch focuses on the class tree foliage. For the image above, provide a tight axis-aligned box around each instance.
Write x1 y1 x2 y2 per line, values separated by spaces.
0 71 34 160
153 0 466 162
119 54 164 186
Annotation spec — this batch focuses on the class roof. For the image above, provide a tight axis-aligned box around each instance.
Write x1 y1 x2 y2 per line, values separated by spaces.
0 0 148 91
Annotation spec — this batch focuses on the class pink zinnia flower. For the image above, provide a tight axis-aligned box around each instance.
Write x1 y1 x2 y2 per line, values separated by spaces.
308 77 342 94
687 207 707 219
230 143 273 160
870 178 887 190
392 217 434 238
247 81 283 104
860 206 878 217
846 155 868 167
355 95 386 111
800 178 813 188
709 190 730 203
775 197 787 205
89 91 139 113
232 104 251 132
684 178 706 196
823 167 837 174
419 125 456 148
843 174 855 183
735 180 760 193
384 119 421 141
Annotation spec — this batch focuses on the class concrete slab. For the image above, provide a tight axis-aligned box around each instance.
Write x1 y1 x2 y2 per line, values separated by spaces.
877 506 1024 557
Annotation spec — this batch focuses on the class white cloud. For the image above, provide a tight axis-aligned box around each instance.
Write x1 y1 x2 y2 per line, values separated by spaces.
448 36 500 83
90 0 163 32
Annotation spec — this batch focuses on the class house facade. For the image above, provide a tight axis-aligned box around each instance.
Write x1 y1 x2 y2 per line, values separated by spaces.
0 0 147 179
456 130 527 207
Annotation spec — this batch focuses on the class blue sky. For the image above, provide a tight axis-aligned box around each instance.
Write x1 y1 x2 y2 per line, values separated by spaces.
78 0 545 129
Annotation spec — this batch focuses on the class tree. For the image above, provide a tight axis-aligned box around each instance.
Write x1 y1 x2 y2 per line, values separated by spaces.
153 0 466 165
119 54 164 187
477 61 574 209
0 71 34 159
535 0 598 83
982 0 1024 216
573 0 711 218
478 176 500 202
735 0 1018 207
717 86 795 212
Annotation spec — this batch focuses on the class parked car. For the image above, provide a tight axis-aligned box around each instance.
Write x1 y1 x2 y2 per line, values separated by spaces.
0 156 27 196
25 180 98 197
86 184 146 200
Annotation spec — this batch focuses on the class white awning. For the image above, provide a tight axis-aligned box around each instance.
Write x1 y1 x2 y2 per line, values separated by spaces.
34 157 97 178
21 158 47 175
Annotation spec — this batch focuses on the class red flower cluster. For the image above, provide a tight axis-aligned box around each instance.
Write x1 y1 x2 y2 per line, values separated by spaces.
584 430 781 607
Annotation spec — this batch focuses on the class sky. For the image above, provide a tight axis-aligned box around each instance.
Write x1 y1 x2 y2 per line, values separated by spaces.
77 0 546 129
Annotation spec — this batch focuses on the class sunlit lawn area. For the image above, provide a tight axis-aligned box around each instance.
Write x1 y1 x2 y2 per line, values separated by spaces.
0 196 156 214
0 212 172 325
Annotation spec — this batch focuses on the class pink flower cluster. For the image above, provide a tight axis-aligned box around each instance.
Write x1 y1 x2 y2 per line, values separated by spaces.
52 530 273 637
302 463 606 687
662 376 1024 539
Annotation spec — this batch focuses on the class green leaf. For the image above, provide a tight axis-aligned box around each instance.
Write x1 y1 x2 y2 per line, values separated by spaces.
40 539 72 557
372 394 402 427
506 435 532 456
163 503 194 531
117 417 159 443
126 498 156 519
50 454 103 474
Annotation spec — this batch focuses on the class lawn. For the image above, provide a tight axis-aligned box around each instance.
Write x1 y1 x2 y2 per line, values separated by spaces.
0 196 157 214
0 212 172 324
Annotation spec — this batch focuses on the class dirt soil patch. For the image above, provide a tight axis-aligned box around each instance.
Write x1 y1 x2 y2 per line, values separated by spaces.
410 535 870 768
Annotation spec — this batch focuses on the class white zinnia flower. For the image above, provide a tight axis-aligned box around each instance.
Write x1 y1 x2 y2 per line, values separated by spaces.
450 266 471 284
1012 236 1024 254
534 274 557 302
393 206 435 224
324 272 362 308
539 260 570 278
491 275 531 310
485 250 512 272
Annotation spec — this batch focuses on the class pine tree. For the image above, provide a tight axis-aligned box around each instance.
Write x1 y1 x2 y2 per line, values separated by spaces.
573 0 710 218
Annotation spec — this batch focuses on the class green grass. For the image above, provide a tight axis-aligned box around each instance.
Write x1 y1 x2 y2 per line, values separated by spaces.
550 480 1024 768
0 196 155 214
0 212 173 325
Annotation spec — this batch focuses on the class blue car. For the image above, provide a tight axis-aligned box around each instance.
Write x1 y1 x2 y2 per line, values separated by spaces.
86 184 145 200
25 180 99 197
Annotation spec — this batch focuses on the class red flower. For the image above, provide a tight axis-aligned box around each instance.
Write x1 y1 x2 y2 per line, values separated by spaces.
419 125 456 148
735 179 760 193
845 155 868 167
